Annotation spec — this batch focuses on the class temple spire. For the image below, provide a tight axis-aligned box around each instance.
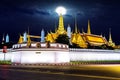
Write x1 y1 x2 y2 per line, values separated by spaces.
2 34 5 44
87 20 91 34
23 32 27 42
41 29 45 42
109 28 113 43
57 14 66 34
108 28 115 47
75 15 78 33
5 34 9 43
67 24 71 38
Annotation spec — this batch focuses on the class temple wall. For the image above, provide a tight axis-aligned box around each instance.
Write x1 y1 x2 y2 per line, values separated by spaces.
11 49 69 64
70 48 120 61
0 48 120 63
0 52 12 61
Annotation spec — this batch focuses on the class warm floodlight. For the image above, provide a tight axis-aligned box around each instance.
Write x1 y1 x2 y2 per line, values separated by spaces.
55 6 66 15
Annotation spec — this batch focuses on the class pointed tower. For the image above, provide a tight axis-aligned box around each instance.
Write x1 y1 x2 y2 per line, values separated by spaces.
2 34 5 44
75 15 78 33
23 32 27 42
67 24 71 38
56 14 66 34
108 28 115 46
27 27 31 46
27 35 31 46
109 28 112 43
75 26 78 33
87 20 91 34
5 34 9 43
41 29 45 42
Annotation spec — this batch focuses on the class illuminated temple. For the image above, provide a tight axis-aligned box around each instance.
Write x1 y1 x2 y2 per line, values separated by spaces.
1 12 120 64
18 14 115 48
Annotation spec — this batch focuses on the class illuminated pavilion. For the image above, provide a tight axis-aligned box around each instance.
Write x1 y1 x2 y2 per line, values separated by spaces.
17 13 115 48
45 13 115 48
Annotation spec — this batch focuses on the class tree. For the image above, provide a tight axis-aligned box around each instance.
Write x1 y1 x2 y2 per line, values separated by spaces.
55 34 69 45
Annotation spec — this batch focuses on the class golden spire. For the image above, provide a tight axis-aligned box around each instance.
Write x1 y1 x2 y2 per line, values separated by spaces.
75 15 78 33
109 28 113 43
27 27 31 47
108 28 115 47
87 20 91 34
18 34 23 43
75 26 78 33
27 34 31 47
57 14 66 34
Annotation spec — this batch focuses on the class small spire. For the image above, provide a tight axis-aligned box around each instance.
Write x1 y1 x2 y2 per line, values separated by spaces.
6 34 9 43
23 31 27 42
75 15 78 33
41 29 45 42
67 24 71 38
2 34 5 44
109 28 113 43
75 26 78 33
87 20 91 34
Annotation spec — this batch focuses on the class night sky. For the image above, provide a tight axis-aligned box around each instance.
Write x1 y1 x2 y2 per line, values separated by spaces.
0 0 120 44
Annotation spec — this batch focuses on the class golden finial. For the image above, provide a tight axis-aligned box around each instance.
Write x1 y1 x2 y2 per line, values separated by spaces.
87 20 91 34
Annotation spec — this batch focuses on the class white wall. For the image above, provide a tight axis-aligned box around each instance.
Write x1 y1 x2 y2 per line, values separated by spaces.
70 49 120 61
0 51 12 61
11 50 70 64
1 48 120 63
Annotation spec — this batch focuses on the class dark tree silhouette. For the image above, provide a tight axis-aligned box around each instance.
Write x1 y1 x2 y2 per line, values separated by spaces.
55 34 69 45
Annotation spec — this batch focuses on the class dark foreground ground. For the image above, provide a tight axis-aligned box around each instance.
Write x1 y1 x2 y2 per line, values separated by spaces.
0 64 120 80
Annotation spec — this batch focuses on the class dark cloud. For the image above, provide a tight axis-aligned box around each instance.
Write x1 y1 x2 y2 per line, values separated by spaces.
65 14 72 18
35 9 51 16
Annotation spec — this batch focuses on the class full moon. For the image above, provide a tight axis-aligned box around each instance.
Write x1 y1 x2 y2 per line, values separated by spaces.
55 6 66 15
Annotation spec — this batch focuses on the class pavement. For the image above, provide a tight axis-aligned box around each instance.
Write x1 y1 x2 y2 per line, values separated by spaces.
0 64 120 79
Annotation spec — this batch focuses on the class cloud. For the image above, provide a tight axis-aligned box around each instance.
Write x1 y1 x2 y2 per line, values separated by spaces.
65 14 72 17
35 9 51 16
0 5 51 16
77 11 84 16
